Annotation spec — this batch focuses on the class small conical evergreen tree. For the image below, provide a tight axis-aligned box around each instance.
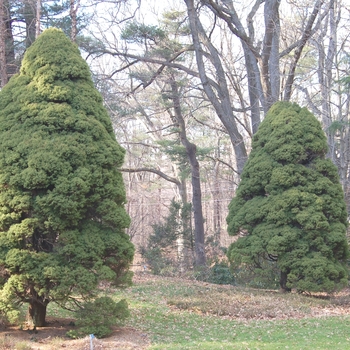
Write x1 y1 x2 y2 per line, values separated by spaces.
0 28 134 327
227 102 349 293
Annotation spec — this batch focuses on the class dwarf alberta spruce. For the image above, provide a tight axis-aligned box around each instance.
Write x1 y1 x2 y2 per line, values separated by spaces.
0 28 134 327
227 102 349 293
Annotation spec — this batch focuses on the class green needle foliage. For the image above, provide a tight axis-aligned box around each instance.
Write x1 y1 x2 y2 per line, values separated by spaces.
227 102 349 293
0 28 134 327
68 297 130 338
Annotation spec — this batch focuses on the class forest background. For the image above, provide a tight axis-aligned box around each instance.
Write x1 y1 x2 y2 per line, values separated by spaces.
1 0 350 277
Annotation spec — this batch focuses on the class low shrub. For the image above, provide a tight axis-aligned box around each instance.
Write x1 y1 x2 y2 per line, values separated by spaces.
67 297 129 338
207 261 235 285
233 262 280 289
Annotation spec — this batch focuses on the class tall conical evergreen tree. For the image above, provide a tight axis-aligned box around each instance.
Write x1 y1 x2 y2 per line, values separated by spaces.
0 28 134 327
227 102 349 293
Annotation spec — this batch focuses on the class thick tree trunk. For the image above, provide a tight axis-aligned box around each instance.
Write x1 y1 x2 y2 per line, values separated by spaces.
28 300 48 327
279 271 291 293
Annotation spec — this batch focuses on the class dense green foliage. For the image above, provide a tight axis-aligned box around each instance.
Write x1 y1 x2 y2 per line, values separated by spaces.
227 102 349 293
67 297 130 338
233 260 280 289
141 199 192 275
0 28 134 325
206 260 235 285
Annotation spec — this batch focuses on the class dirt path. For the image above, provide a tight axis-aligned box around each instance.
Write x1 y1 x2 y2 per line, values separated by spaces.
1 317 150 350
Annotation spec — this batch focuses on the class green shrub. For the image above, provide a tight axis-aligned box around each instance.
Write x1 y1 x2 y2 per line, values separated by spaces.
233 261 280 289
141 199 193 275
67 297 129 338
140 246 173 275
207 261 235 285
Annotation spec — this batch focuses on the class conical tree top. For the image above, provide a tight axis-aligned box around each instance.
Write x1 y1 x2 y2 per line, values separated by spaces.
0 26 132 252
227 102 348 293
253 101 328 164
0 28 133 327
2 28 118 154
21 28 91 83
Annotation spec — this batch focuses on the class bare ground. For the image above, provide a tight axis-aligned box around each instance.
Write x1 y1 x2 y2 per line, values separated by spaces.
1 319 150 350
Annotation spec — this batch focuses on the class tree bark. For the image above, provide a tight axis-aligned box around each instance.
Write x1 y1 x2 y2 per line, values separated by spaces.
0 0 15 81
319 1 336 159
23 0 36 48
0 0 7 87
35 0 41 38
28 299 48 327
185 0 248 174
176 177 192 272
170 77 206 266
188 143 206 266
260 0 280 110
243 43 264 131
70 0 80 42
201 0 328 115
279 271 291 293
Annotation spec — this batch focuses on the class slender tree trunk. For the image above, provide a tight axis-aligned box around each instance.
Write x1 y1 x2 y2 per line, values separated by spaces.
189 145 206 266
170 78 206 266
341 91 350 212
1 0 15 80
176 178 192 271
213 161 221 241
0 0 7 87
243 43 264 130
35 0 41 38
206 159 221 243
23 0 36 48
260 0 280 110
323 2 336 160
70 0 80 42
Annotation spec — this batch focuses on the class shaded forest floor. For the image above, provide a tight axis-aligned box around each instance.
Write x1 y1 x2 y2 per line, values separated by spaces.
1 318 149 349
2 274 350 349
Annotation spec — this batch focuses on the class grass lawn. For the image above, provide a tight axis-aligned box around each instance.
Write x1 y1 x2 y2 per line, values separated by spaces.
114 274 350 349
3 274 350 349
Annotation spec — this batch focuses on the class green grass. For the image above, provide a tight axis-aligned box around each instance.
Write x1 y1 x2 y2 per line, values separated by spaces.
147 316 350 349
47 302 75 319
112 275 350 349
